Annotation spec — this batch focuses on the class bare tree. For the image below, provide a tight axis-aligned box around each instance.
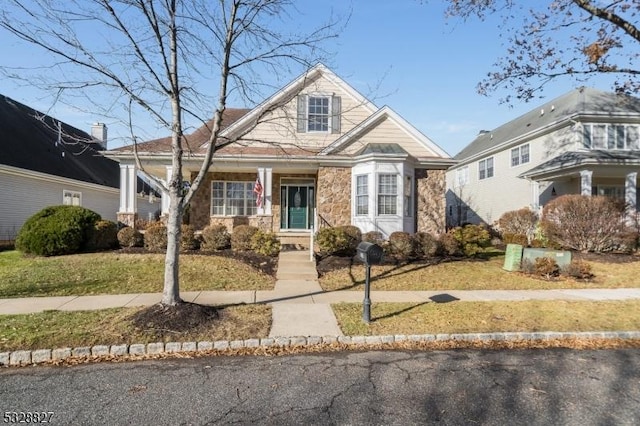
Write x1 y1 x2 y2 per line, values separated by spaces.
0 0 340 306
444 0 640 102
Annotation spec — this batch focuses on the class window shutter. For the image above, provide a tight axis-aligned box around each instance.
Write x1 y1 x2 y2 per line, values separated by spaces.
297 95 307 133
331 96 341 134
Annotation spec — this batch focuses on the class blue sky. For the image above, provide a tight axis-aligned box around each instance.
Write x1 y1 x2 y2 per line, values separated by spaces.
0 0 619 157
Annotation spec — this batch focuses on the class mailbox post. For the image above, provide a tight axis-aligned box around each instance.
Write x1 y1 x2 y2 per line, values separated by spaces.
356 242 383 324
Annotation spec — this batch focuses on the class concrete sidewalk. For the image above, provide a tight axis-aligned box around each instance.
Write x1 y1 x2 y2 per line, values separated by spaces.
1 249 640 337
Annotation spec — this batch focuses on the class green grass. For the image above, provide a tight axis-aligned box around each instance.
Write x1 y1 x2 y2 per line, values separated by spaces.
319 256 640 291
333 300 640 336
0 251 274 298
0 304 271 352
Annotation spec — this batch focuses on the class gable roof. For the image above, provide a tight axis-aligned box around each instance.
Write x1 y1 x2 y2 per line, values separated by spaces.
455 87 640 162
0 94 120 188
320 105 450 158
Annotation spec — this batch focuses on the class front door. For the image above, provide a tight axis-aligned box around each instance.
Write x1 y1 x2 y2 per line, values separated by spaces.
281 184 314 230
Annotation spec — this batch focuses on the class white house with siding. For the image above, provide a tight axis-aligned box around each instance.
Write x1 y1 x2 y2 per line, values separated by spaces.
0 94 158 241
446 87 640 227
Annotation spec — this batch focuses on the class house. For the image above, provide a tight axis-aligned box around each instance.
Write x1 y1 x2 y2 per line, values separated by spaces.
105 64 454 243
0 94 159 241
445 87 640 227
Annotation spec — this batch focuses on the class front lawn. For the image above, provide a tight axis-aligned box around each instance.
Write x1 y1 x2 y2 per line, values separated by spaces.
333 300 640 336
0 304 271 351
319 255 640 291
0 251 275 298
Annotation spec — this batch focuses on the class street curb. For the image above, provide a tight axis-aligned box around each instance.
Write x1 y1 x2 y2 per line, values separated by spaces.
2 331 640 367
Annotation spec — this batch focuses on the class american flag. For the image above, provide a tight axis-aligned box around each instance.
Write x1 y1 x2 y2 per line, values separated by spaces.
253 176 263 207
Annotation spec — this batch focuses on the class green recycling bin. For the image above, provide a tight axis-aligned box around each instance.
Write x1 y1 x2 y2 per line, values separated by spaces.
503 243 523 271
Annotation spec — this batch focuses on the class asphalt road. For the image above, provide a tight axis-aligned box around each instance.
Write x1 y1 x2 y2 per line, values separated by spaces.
1 348 639 425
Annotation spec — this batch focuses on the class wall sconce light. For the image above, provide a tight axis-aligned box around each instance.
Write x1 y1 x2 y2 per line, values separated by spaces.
551 186 557 196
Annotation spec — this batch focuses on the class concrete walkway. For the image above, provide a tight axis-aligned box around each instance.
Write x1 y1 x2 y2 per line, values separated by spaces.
1 249 640 337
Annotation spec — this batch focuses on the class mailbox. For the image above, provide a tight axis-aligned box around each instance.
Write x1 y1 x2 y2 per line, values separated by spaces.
357 241 383 265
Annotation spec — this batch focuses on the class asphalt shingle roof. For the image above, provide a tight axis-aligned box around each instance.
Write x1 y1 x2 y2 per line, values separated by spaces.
0 94 120 188
455 87 640 161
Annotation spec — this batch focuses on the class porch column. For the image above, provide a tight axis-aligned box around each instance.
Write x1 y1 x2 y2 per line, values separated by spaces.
580 170 593 196
161 166 172 216
117 164 137 226
626 172 637 220
531 180 540 210
256 167 272 215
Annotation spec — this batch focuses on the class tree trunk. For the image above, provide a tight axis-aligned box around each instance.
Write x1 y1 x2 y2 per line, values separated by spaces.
162 187 183 305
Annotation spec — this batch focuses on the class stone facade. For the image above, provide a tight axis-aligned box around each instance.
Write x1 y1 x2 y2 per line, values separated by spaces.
316 167 351 227
416 169 446 235
117 212 137 228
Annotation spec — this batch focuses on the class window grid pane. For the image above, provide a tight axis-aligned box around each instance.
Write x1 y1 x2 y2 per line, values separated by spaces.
308 97 329 132
356 175 368 215
378 174 397 215
521 144 530 163
211 181 259 216
511 148 520 167
486 157 494 178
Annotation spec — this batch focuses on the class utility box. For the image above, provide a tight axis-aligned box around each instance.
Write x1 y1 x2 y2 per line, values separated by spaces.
503 243 524 271
356 242 383 266
522 248 572 268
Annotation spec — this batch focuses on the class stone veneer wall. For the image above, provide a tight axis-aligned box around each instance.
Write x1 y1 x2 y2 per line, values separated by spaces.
416 169 446 235
316 167 351 227
188 172 273 232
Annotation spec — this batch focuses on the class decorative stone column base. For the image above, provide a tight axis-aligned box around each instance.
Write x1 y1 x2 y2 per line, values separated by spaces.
117 212 138 228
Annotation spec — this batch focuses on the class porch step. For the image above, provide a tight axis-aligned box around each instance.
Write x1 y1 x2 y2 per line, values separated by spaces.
278 233 313 249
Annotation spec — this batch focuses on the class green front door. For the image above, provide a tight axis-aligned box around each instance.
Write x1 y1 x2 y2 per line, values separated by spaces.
281 184 314 230
287 186 307 229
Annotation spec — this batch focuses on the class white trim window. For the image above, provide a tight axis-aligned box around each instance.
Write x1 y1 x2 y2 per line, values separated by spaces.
308 96 330 132
377 174 398 215
454 166 469 187
211 181 258 216
583 123 640 150
63 190 82 206
478 157 494 180
355 175 369 215
296 94 341 133
511 143 530 167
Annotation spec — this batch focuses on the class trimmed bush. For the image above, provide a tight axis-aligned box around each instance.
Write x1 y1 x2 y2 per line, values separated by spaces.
362 231 384 245
231 225 259 252
502 232 528 246
496 208 538 243
144 223 168 251
117 226 143 248
414 232 441 259
251 230 281 256
387 231 415 262
16 205 101 256
87 220 119 251
561 259 594 280
337 225 362 255
439 232 462 256
181 224 199 251
533 257 560 280
316 227 350 256
540 195 626 252
201 224 231 251
450 224 491 257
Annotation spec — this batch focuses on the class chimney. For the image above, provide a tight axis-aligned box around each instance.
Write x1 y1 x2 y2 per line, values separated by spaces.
91 123 108 150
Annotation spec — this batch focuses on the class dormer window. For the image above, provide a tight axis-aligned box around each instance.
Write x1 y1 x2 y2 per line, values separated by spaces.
297 94 341 133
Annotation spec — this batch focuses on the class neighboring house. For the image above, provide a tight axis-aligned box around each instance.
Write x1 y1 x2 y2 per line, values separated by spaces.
0 94 158 241
106 64 455 242
445 87 640 227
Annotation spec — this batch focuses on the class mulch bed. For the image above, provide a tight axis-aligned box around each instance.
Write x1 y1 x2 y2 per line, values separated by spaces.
130 301 220 334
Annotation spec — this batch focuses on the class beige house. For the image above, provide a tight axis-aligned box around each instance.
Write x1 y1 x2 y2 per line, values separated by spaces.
446 87 640 227
107 64 454 242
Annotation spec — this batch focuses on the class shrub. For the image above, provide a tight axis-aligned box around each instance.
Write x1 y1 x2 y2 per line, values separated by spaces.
87 220 119 251
439 232 461 256
315 227 351 256
414 232 441 258
561 259 594 280
16 205 101 256
502 233 528 246
450 224 491 257
337 225 362 255
533 257 560 280
117 226 143 248
530 238 545 248
201 224 231 251
181 224 199 251
540 195 626 252
251 230 281 256
387 231 415 262
231 225 259 252
362 231 385 245
144 223 168 251
496 208 538 243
